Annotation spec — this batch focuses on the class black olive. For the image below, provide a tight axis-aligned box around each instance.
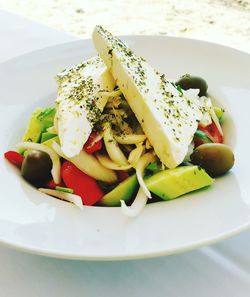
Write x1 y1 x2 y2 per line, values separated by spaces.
21 150 52 187
176 74 208 97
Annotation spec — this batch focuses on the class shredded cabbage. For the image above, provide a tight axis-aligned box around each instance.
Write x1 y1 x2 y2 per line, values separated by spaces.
38 188 83 209
120 188 148 217
52 142 117 184
16 142 61 184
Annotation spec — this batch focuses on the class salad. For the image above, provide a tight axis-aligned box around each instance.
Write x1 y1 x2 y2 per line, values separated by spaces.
4 26 235 216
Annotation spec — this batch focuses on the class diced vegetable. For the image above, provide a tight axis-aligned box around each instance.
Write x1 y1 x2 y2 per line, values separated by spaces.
52 142 117 184
46 179 65 189
214 106 224 121
61 161 105 206
55 186 74 194
41 132 57 143
99 174 138 206
42 136 60 149
145 166 214 200
198 122 223 144
22 107 56 144
193 129 213 147
4 151 24 168
146 162 163 174
83 132 103 154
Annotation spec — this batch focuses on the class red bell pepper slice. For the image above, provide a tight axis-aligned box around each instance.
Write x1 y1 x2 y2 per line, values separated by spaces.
4 151 24 168
61 161 104 206
46 179 65 189
197 121 223 145
83 132 103 154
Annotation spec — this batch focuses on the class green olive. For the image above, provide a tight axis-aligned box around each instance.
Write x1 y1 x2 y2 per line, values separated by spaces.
21 150 52 187
190 143 234 177
176 74 208 97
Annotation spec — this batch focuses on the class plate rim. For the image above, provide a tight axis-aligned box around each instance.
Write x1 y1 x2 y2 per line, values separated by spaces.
0 36 250 260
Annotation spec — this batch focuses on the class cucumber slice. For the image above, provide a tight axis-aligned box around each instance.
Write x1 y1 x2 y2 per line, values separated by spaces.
214 106 224 121
145 165 214 200
41 132 57 143
42 136 59 149
99 174 139 206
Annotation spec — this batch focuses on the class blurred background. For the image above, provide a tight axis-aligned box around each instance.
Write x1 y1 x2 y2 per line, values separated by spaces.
0 0 249 52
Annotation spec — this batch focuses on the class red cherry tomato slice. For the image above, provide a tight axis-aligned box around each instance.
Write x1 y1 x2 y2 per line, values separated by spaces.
61 161 104 206
84 132 103 154
198 122 223 144
4 151 24 168
46 179 65 189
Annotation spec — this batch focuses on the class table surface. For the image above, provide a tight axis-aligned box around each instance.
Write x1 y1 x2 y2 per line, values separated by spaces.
0 10 250 297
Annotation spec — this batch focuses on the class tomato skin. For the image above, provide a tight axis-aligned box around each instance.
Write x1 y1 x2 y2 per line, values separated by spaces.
116 170 129 182
197 122 223 144
84 132 103 154
4 151 24 168
46 179 65 189
61 161 104 206
193 137 205 148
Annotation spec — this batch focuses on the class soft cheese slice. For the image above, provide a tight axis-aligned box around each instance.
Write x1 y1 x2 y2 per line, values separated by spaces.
93 26 204 168
55 56 115 158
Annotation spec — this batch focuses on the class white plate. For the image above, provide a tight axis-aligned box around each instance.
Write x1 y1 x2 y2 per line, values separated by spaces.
0 37 249 260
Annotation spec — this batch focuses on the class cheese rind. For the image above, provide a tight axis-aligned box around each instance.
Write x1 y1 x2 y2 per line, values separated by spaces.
93 26 204 168
55 56 115 158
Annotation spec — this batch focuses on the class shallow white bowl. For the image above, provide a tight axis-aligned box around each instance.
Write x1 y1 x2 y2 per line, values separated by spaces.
0 36 249 260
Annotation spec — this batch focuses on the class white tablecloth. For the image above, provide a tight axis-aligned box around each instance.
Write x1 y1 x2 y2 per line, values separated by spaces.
0 10 249 297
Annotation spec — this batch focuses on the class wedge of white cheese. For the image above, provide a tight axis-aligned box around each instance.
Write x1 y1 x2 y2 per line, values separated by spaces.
93 26 204 168
55 56 115 158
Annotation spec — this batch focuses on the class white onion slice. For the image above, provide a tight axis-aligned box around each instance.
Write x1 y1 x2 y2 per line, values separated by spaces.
16 142 61 184
52 142 117 184
38 188 83 209
209 104 223 136
136 152 157 198
103 123 128 165
128 143 145 166
115 134 146 144
121 188 147 217
96 153 132 170
199 96 223 136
